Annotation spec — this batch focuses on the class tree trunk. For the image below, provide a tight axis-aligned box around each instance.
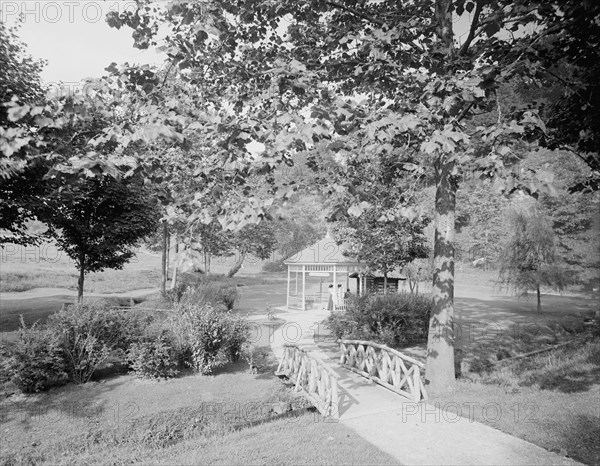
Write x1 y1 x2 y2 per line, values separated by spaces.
536 284 542 313
161 221 168 296
383 273 388 294
227 252 247 278
171 264 178 290
77 255 85 303
425 158 457 394
170 241 179 290
166 230 170 279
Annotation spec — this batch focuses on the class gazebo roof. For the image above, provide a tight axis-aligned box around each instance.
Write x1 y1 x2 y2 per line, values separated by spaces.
284 237 362 265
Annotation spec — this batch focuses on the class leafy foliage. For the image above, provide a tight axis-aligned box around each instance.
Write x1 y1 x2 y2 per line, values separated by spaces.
455 184 511 264
47 302 132 384
167 302 249 375
274 194 327 259
531 151 600 287
336 210 430 283
8 318 68 393
166 280 240 310
327 293 432 348
498 204 570 312
0 23 48 244
37 175 160 300
225 222 278 277
127 333 180 379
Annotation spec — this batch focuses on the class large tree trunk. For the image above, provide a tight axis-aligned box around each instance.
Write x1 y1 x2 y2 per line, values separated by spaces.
383 273 388 294
425 158 457 393
536 284 542 313
227 252 246 278
161 221 168 296
424 0 456 395
77 254 85 303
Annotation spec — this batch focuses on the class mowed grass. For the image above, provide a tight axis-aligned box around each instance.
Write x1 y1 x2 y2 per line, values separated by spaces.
0 242 163 293
0 319 395 466
38 414 397 466
0 242 286 294
433 338 600 465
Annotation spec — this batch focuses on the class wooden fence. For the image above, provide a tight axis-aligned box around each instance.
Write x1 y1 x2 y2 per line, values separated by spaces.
275 344 340 419
339 339 427 402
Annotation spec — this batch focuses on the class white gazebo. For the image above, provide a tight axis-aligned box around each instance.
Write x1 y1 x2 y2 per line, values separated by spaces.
284 236 367 310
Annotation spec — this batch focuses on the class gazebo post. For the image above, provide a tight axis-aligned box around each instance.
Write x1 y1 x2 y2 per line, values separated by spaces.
286 266 290 308
302 265 306 311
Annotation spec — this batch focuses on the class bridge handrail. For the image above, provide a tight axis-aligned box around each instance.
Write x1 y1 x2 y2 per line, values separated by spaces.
275 344 339 419
340 339 425 368
339 339 427 402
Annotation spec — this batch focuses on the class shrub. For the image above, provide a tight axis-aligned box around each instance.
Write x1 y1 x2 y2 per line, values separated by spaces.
168 302 249 375
48 302 130 384
326 292 432 348
126 332 180 379
9 318 68 393
164 282 189 305
179 281 240 311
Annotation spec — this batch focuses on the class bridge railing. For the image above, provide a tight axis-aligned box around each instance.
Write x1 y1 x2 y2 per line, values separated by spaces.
339 339 427 402
275 344 339 419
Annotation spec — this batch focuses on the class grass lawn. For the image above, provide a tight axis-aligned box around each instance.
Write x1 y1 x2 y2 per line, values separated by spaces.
47 414 397 466
0 244 164 293
0 317 395 466
431 336 600 465
0 241 287 294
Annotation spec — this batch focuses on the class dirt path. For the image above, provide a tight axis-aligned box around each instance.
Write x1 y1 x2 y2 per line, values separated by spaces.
0 287 159 301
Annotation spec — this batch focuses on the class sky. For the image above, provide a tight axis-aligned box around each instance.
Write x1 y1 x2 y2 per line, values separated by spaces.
1 1 165 85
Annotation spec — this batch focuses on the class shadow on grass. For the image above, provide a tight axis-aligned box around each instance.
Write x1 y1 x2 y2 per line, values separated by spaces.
519 343 600 394
559 414 600 465
536 366 600 393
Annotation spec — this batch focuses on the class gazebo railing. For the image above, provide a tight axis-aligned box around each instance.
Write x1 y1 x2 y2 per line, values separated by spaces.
275 344 340 419
333 299 348 312
339 339 427 402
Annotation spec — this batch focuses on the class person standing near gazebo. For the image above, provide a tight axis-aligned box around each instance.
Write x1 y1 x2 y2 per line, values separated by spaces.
336 284 344 306
328 284 335 310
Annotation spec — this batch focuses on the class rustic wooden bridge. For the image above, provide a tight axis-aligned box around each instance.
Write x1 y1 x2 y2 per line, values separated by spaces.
275 339 427 419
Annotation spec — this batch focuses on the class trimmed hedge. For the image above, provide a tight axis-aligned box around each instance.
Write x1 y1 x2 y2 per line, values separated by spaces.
327 292 432 348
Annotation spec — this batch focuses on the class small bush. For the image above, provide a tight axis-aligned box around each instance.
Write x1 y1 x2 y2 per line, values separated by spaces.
164 282 189 305
327 292 432 348
127 332 180 379
179 281 240 311
48 302 129 384
169 302 249 375
9 318 68 393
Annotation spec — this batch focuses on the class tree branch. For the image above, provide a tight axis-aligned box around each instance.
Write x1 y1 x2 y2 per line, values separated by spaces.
458 0 483 56
454 101 474 123
326 1 384 26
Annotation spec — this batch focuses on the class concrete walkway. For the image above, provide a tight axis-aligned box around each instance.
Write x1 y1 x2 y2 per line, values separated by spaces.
269 306 581 466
